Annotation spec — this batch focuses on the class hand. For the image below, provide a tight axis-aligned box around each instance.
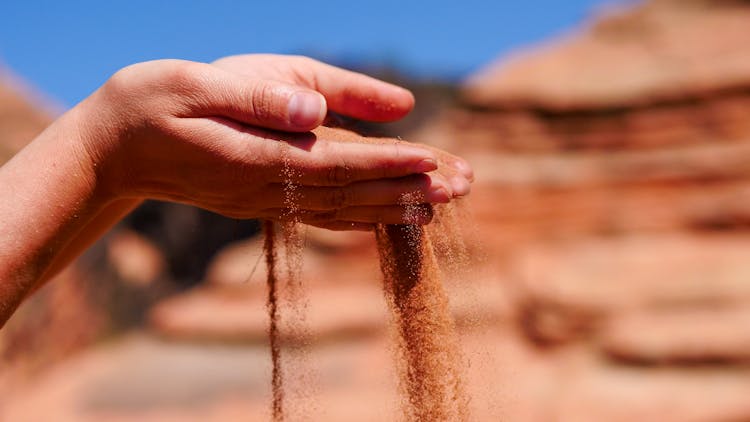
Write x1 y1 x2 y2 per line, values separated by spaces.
0 54 475 324
211 54 474 224
77 56 473 228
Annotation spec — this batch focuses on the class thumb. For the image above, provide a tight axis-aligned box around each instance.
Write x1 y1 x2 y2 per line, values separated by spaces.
184 65 328 132
246 79 328 131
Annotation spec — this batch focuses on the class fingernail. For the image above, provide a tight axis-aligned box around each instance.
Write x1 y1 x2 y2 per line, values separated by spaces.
451 176 471 197
289 91 325 128
425 186 450 203
413 158 438 173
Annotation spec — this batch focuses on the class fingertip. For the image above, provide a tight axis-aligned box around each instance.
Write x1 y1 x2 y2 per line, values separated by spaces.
372 84 415 121
452 158 475 182
450 176 471 197
332 80 415 122
288 90 327 131
389 84 415 113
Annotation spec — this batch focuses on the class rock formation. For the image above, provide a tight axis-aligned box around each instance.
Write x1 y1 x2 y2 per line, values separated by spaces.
419 0 750 245
410 1 750 419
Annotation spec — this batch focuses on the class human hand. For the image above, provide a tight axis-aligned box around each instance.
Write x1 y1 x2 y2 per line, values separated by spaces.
212 54 475 210
75 56 473 228
0 54 475 322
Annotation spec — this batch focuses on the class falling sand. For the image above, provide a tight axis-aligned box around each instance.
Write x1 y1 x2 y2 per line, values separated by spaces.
376 222 470 421
263 126 470 421
263 220 284 420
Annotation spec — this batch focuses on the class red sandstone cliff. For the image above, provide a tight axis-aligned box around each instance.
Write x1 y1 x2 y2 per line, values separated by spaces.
465 0 750 110
407 1 750 419
418 0 750 238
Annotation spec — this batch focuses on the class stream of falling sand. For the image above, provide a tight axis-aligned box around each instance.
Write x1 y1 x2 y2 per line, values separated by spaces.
376 221 470 421
263 221 283 420
264 127 470 421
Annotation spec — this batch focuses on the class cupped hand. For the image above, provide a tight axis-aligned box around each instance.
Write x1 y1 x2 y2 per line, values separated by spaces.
78 56 473 228
212 54 474 206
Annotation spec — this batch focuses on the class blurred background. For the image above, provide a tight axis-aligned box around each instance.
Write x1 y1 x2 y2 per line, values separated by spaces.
4 0 750 420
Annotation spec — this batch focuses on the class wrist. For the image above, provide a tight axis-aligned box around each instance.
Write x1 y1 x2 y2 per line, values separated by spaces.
68 90 129 205
0 105 115 299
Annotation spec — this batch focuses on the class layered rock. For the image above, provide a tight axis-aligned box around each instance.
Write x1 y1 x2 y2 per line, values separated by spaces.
411 0 750 419
416 0 750 242
465 0 750 111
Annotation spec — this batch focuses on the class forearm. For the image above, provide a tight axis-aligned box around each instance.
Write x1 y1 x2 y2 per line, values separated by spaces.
34 197 142 292
0 104 111 325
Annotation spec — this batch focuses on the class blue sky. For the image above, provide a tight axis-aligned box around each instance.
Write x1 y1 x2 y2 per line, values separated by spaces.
0 0 619 108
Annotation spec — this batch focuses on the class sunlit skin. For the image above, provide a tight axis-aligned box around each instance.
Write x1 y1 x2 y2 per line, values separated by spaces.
0 54 473 327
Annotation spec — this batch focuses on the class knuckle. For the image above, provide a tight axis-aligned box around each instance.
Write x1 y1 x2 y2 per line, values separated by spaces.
308 141 354 186
104 60 205 99
325 165 351 186
165 61 203 90
230 162 255 184
105 61 208 114
104 63 143 100
248 82 277 122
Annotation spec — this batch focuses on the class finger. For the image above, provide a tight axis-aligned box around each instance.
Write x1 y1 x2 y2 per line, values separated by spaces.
307 221 374 232
293 204 434 225
418 143 474 182
208 55 412 123
287 139 440 186
317 127 473 196
173 117 440 188
261 173 452 210
441 155 474 182
415 144 473 195
285 57 415 122
435 163 471 198
170 62 328 132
